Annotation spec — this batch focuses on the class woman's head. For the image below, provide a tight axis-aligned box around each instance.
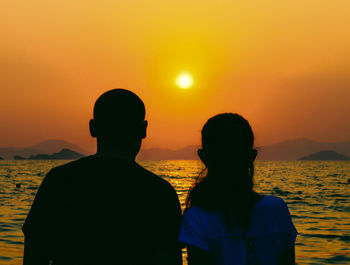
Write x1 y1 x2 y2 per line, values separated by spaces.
187 113 259 230
198 113 257 170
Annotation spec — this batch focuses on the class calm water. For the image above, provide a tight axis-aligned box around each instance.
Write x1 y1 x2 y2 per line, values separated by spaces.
0 160 350 265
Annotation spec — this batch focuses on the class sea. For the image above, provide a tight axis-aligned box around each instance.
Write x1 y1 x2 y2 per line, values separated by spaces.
0 160 349 265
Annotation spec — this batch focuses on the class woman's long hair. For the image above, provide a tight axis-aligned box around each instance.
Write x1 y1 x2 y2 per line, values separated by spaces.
186 113 260 231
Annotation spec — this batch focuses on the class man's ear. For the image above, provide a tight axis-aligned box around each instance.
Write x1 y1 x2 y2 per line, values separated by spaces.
198 149 208 166
141 120 148 139
252 148 258 161
89 119 97 138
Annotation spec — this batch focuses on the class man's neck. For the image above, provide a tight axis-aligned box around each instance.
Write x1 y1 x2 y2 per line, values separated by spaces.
95 146 136 161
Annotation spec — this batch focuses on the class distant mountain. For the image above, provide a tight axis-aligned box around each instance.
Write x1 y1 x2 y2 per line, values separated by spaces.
0 157 4 160
29 148 85 160
30 140 88 155
300 150 350 161
0 140 89 159
257 138 350 161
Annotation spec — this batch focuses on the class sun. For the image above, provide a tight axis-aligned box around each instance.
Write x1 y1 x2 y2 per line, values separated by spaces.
176 73 193 89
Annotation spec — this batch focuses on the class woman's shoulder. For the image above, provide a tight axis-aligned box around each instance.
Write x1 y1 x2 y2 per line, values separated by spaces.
183 205 209 219
252 195 290 223
183 205 224 228
256 195 288 210
251 195 297 235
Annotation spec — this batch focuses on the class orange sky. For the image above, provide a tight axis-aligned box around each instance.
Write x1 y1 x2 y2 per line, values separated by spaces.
1 0 350 152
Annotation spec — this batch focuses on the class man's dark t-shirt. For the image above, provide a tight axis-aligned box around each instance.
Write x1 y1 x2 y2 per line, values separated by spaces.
22 155 182 265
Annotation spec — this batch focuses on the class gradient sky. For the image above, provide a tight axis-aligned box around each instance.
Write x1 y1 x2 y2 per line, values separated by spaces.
1 0 350 152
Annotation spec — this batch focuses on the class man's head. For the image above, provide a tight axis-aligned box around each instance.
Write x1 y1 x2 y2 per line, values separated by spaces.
89 89 147 156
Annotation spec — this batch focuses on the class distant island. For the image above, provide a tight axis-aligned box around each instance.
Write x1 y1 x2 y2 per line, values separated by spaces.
257 138 350 161
14 155 26 160
0 140 89 160
300 150 350 161
29 148 85 160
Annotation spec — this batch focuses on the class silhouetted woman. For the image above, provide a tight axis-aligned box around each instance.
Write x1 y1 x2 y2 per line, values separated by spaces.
179 113 297 265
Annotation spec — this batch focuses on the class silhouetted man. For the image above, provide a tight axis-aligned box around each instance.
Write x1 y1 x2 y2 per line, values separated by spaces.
23 89 183 265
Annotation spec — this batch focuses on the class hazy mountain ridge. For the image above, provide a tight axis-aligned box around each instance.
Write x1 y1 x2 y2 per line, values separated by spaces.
138 139 350 160
257 138 350 160
1 138 350 160
0 140 89 159
137 145 199 160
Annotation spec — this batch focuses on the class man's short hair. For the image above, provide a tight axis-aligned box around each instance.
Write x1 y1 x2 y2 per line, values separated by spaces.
93 89 145 137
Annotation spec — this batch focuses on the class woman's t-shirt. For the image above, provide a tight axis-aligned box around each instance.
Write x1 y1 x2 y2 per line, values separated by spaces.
179 195 297 265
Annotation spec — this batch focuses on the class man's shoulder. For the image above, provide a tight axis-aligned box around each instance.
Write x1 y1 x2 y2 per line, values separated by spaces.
41 156 95 187
134 163 176 193
48 156 93 175
46 157 177 196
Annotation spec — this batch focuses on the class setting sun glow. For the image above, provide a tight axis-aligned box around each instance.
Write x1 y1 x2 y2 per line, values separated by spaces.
1 0 350 151
176 73 193 89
